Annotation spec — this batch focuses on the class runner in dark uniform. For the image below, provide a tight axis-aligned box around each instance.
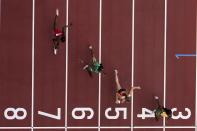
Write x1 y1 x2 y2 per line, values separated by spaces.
83 45 104 77
154 96 172 121
114 69 141 104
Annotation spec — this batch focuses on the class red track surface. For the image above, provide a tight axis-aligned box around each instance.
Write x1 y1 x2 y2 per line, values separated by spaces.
0 0 196 131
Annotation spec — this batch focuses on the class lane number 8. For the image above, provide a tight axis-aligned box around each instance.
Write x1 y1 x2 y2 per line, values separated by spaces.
4 108 27 120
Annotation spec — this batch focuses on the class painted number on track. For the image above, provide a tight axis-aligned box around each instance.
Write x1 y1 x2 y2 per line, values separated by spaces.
38 108 61 120
105 107 127 119
72 107 94 119
171 108 191 120
4 108 27 120
137 107 191 120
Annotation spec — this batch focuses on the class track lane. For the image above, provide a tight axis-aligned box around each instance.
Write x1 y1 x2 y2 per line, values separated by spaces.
0 0 32 126
133 0 165 126
134 129 162 131
100 0 133 126
166 0 196 126
67 0 99 126
166 128 195 131
34 0 66 126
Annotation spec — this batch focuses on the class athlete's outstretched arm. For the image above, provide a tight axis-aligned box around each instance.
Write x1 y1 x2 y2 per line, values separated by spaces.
62 23 72 34
53 15 58 31
128 86 141 96
62 23 72 30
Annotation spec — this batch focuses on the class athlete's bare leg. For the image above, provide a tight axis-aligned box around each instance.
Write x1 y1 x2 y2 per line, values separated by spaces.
114 69 122 91
83 65 93 77
53 37 60 55
89 45 97 63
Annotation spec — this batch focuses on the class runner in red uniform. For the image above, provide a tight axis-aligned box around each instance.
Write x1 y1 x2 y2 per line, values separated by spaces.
52 9 71 55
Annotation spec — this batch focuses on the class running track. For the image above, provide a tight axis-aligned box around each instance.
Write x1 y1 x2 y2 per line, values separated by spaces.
0 0 196 131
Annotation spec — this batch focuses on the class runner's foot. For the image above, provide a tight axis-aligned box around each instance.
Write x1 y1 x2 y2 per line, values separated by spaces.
89 45 93 50
56 9 59 16
154 96 159 100
83 65 89 70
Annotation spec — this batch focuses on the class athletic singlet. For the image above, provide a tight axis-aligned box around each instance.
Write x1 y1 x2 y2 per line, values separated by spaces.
116 89 126 103
154 106 166 119
54 29 63 37
89 61 101 73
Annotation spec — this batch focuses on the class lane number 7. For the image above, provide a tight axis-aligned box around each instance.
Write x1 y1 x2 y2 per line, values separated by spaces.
38 108 61 120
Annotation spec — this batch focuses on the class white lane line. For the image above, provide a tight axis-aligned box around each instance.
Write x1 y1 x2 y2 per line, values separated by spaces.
131 0 135 131
163 0 168 131
195 4 197 131
98 0 102 130
134 126 196 129
0 127 32 129
0 0 1 29
34 127 65 129
0 126 196 129
68 127 98 129
65 0 69 130
31 0 35 130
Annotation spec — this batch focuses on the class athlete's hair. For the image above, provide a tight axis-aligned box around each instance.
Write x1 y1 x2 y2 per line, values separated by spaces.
164 108 172 118
61 36 65 42
98 63 103 72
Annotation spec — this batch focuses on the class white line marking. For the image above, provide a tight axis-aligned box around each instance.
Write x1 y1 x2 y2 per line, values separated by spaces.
163 0 167 131
98 0 102 130
101 126 130 129
131 0 135 131
134 126 196 129
0 127 32 129
31 0 35 130
195 4 197 131
34 127 65 129
65 0 69 130
0 0 1 29
68 127 98 129
0 126 196 129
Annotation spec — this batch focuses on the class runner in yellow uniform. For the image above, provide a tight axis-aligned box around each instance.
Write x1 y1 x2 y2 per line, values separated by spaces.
154 96 172 121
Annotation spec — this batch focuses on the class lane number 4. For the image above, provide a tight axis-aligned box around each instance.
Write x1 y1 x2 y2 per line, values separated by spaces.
137 107 191 120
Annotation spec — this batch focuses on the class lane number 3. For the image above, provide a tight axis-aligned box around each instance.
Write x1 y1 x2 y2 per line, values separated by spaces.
137 107 191 120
